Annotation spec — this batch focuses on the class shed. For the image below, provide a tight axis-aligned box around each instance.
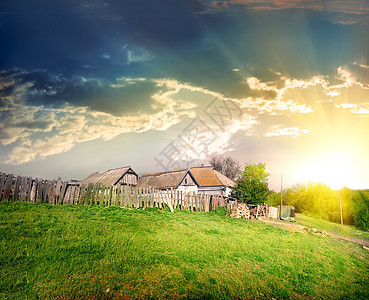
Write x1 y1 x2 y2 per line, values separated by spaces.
137 169 198 193
81 166 138 187
189 166 236 197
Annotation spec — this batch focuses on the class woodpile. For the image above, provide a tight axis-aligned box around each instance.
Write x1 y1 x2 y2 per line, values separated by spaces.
230 203 250 219
230 203 270 220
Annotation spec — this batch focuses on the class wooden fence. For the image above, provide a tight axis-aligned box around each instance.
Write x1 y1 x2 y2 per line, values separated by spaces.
0 172 229 212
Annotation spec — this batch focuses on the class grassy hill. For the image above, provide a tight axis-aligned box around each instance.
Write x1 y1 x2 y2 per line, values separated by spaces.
295 213 369 241
1 202 369 299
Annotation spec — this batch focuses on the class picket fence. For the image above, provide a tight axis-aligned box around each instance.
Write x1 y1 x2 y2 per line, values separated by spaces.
0 172 229 212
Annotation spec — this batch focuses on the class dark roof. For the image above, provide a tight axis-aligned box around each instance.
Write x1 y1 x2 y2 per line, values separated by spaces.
81 166 137 186
137 169 192 189
190 166 236 188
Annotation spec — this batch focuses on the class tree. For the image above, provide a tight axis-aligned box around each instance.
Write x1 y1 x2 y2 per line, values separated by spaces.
282 183 343 222
352 191 369 231
209 155 241 180
235 163 270 204
266 190 281 207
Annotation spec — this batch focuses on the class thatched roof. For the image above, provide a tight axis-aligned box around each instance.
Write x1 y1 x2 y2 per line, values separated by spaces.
137 169 191 189
81 166 137 186
190 166 236 188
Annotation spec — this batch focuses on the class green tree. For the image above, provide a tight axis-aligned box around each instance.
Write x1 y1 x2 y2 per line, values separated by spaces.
282 182 338 220
352 191 369 231
235 163 270 204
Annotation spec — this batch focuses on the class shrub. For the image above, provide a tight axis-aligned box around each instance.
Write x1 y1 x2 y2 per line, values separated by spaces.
352 191 369 231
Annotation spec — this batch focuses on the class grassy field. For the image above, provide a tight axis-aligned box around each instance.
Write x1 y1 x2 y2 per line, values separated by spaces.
1 202 369 299
295 214 369 240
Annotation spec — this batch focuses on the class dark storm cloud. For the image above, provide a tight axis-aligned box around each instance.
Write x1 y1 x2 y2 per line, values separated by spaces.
0 80 15 98
10 70 162 116
0 0 368 105
10 119 54 130
0 1 103 69
0 0 205 70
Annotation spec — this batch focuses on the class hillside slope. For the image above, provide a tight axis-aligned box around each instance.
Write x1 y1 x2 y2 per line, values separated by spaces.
1 203 369 299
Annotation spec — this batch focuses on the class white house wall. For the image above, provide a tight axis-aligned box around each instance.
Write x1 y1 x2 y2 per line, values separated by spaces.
177 185 198 194
179 173 196 187
198 186 233 197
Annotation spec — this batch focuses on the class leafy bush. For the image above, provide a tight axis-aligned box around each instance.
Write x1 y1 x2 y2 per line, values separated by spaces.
352 191 369 231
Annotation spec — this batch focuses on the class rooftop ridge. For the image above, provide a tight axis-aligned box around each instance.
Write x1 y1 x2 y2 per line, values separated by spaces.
104 166 131 172
141 169 187 177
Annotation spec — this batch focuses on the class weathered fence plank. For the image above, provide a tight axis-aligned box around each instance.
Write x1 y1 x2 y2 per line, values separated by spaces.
20 176 27 201
70 185 77 204
0 171 232 213
12 176 21 202
30 179 37 202
0 173 6 201
36 179 43 203
3 174 13 201
60 182 68 204
26 177 32 202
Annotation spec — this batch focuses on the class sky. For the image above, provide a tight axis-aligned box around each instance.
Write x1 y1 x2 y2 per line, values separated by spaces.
1 0 369 191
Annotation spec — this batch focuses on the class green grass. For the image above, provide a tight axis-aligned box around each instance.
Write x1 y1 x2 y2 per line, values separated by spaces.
1 202 369 299
295 214 369 240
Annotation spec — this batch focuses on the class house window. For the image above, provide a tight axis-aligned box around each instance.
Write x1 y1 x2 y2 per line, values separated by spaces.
185 179 188 185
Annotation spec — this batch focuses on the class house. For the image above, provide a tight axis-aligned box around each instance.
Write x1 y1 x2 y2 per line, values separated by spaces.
81 166 138 187
137 166 236 197
189 166 236 197
137 169 198 193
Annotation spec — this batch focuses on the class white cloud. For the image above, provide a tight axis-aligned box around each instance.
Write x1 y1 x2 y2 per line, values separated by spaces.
241 66 369 117
233 97 313 115
336 102 369 115
1 76 204 164
329 67 369 90
170 114 258 162
265 126 309 138
353 62 369 69
126 48 154 64
3 64 369 165
207 114 258 154
335 103 358 109
247 74 327 101
202 0 369 25
325 90 340 97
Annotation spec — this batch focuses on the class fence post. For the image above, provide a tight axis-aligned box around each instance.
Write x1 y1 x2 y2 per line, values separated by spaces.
54 178 61 204
42 180 49 203
205 195 209 212
158 190 162 209
64 185 71 204
3 174 13 201
19 176 27 201
123 185 127 207
12 176 21 202
0 173 6 201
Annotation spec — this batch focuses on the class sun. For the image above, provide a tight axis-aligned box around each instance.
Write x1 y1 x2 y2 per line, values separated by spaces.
296 151 356 190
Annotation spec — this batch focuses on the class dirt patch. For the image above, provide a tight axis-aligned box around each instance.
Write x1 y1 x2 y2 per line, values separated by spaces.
262 219 369 248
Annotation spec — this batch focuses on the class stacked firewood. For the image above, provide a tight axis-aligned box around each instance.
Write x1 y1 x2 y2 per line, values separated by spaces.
230 203 250 219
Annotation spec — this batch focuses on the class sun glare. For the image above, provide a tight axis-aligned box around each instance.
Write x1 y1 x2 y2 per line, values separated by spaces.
296 152 356 190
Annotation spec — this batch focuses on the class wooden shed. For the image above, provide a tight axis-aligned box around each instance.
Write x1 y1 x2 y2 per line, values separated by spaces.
137 169 198 193
81 166 138 187
189 166 236 197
